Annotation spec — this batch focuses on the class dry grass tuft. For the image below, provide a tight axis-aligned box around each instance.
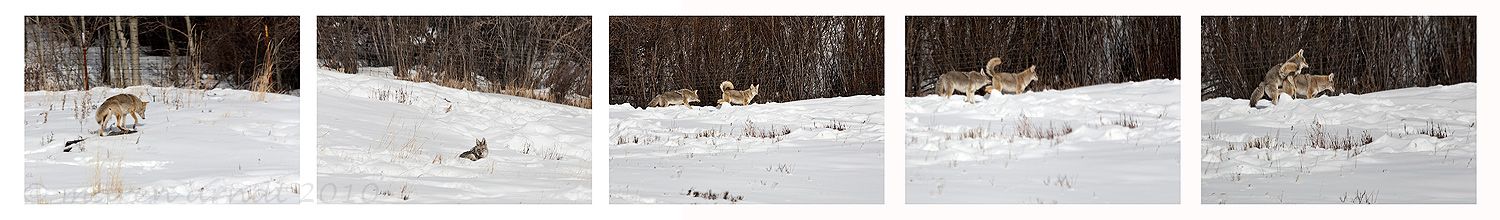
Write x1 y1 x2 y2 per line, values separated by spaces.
951 127 994 140
613 135 659 145
683 188 744 203
378 114 429 163
89 150 126 199
1339 190 1380 204
1307 120 1372 153
1411 120 1450 139
1242 134 1285 150
743 120 793 140
1015 116 1073 141
1107 113 1139 129
1042 175 1074 189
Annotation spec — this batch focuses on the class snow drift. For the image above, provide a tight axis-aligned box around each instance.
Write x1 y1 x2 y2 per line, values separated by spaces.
316 67 591 203
907 79 1181 204
23 86 301 203
1202 83 1476 204
610 96 885 204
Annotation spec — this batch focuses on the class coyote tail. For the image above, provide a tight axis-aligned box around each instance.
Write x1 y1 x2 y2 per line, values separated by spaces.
985 57 1003 74
1248 85 1265 107
647 97 661 108
720 81 735 91
936 78 953 96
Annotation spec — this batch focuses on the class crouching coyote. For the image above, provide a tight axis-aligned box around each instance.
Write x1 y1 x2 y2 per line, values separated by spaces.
459 138 489 161
936 57 1004 103
1248 49 1309 107
648 89 701 108
989 65 1038 95
717 81 759 106
96 94 148 136
1281 73 1336 99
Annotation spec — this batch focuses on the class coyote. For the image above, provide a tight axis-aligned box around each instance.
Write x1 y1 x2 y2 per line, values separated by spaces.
458 138 488 161
96 94 148 136
1247 49 1309 107
936 57 1004 103
989 65 1039 95
1280 73 1336 99
717 81 759 106
648 89 700 107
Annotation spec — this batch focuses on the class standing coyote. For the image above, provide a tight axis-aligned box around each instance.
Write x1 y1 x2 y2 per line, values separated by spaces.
936 57 1004 103
96 94 148 136
989 65 1039 95
458 138 489 161
1280 73 1336 99
1247 49 1309 107
648 89 701 107
717 81 760 106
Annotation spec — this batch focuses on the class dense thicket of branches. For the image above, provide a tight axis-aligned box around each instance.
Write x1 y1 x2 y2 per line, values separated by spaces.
905 16 1180 96
1201 16 1476 100
24 16 300 93
609 16 884 107
317 16 593 105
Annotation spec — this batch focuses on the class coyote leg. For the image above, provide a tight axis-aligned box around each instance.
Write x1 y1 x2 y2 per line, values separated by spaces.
116 116 128 132
1270 88 1280 105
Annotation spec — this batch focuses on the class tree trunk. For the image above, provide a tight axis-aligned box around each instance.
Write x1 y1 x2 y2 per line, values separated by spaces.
186 16 199 89
168 28 179 86
101 20 114 88
70 17 89 90
24 19 40 90
387 17 408 78
129 17 140 86
114 16 127 87
111 16 122 88
342 19 358 74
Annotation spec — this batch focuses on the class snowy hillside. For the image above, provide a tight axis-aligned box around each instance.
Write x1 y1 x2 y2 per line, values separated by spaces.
1202 83 1476 204
906 79 1181 204
23 87 301 203
317 67 591 203
610 96 885 204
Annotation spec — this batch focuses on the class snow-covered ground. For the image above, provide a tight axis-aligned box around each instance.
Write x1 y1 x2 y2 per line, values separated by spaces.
1202 83 1476 204
610 96 885 204
906 79 1181 204
317 67 591 203
23 87 301 203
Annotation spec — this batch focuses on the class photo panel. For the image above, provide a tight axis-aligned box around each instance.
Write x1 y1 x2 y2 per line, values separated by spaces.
1200 16 1477 204
23 16 303 204
608 16 886 204
904 16 1182 204
315 16 594 204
